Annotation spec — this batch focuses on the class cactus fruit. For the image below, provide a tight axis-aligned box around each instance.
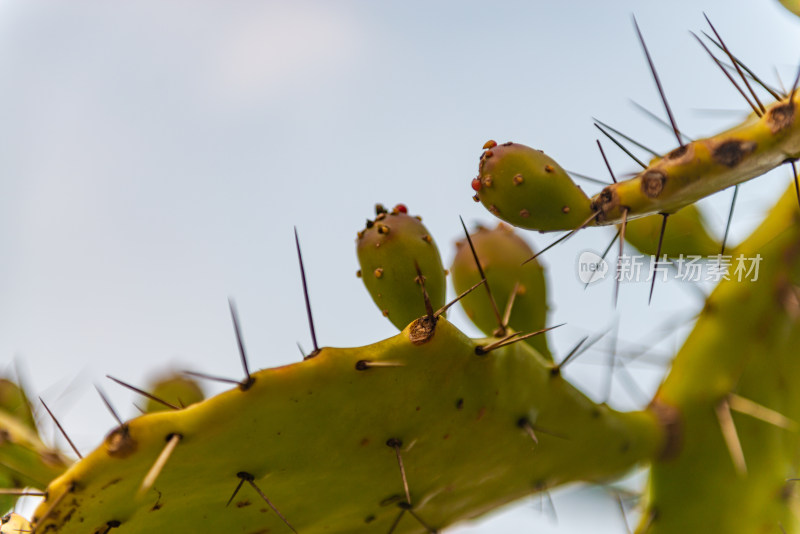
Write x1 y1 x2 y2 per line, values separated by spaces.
357 204 446 329
472 141 594 232
622 204 720 257
450 223 551 359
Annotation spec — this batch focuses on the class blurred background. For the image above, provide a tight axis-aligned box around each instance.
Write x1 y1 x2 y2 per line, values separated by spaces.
0 0 798 531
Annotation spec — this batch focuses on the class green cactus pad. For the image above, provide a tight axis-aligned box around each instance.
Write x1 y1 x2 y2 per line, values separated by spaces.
32 317 661 533
451 223 551 359
471 141 594 232
0 378 36 432
622 204 720 258
357 204 446 329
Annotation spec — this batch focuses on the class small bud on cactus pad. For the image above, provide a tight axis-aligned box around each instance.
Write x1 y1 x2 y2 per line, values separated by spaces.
357 204 446 329
451 223 551 359
145 373 205 413
473 142 593 232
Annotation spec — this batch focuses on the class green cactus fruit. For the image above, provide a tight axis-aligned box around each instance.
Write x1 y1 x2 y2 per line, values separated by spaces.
451 223 551 359
0 513 31 534
0 378 36 432
622 204 720 257
0 410 68 490
471 141 594 232
145 373 205 413
357 204 446 329
31 317 661 533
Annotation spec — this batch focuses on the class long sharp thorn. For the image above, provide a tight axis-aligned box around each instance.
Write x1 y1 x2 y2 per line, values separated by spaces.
565 169 612 186
407 508 437 533
228 299 253 387
691 32 761 115
790 61 800 102
226 478 246 507
477 324 565 355
633 16 684 147
139 433 182 495
616 492 632 534
721 185 739 255
296 342 306 360
648 214 669 305
543 490 558 524
585 229 620 289
596 140 618 183
703 15 765 113
387 438 412 504
775 66 788 96
39 397 82 459
182 370 242 386
434 278 486 318
459 216 504 334
524 211 601 265
728 394 798 430
716 398 747 476
603 319 620 404
629 100 695 143
615 209 629 308
246 478 298 533
594 120 659 159
294 227 319 356
95 385 123 428
501 281 521 328
552 336 589 374
106 375 179 411
387 510 406 534
790 160 800 210
413 261 434 319
0 489 46 497
594 123 648 169
703 32 783 100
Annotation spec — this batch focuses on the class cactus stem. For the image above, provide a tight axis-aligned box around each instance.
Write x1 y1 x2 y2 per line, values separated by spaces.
458 216 505 335
594 123 648 169
727 394 798 430
236 472 298 534
228 299 255 389
720 185 739 255
39 397 83 459
139 433 182 495
691 32 762 117
433 278 486 319
633 16 684 148
648 213 670 305
524 211 601 265
715 398 747 477
294 227 320 358
354 360 405 371
703 14 765 114
106 375 179 411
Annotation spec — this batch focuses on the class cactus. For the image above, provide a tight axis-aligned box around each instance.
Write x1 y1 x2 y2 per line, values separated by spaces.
4 4 800 534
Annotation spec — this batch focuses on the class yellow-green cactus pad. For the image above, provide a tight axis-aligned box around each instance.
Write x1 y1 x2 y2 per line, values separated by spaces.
472 141 594 232
32 318 661 533
357 204 446 329
451 223 551 359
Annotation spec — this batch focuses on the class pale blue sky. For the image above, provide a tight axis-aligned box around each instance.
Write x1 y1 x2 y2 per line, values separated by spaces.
1 1 798 531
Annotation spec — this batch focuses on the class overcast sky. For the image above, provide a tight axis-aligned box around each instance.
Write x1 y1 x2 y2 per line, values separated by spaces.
1 1 798 531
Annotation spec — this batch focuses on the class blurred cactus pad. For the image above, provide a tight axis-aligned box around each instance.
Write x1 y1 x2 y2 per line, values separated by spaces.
4 5 800 534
